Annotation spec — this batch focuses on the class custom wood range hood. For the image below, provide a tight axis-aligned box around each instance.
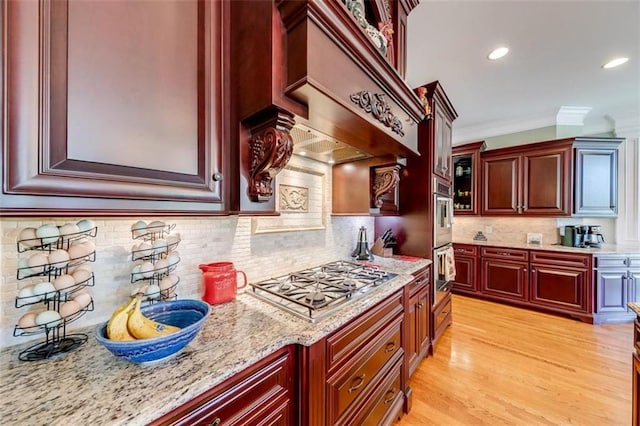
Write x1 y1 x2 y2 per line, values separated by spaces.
231 0 425 211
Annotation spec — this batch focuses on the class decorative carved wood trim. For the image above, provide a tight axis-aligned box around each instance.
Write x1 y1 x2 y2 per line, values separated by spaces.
372 164 401 208
350 91 405 136
415 86 432 120
248 110 295 202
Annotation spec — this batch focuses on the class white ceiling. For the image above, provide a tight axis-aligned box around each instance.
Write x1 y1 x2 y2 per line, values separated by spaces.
405 0 640 144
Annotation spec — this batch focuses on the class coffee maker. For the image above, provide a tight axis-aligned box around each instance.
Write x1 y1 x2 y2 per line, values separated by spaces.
583 225 605 248
562 225 588 247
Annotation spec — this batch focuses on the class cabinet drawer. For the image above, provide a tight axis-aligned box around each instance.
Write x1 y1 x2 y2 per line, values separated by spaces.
531 251 591 268
481 247 529 261
327 291 403 374
359 359 403 426
596 255 640 269
433 295 452 346
327 318 403 424
453 244 478 256
152 347 293 426
408 267 429 296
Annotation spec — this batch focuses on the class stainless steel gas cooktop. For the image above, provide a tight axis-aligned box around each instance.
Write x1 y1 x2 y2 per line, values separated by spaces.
248 260 397 322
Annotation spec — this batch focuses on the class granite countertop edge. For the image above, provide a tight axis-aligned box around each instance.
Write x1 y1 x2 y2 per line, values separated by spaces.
453 239 640 255
0 257 430 426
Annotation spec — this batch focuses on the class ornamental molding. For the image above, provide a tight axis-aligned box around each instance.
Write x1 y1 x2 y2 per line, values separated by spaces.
371 164 401 208
350 91 404 136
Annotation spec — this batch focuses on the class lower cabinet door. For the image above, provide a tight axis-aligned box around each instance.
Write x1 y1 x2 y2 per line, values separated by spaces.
530 265 588 312
595 270 628 313
481 259 528 301
451 255 477 294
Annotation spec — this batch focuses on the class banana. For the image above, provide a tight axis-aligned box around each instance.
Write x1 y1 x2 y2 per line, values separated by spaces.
127 297 180 339
107 297 137 341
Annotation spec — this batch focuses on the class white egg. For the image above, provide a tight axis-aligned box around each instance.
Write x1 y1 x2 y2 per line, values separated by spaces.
18 228 38 248
59 300 81 318
167 252 180 267
131 264 143 281
72 263 93 274
18 312 39 332
154 258 170 274
135 242 153 259
53 274 76 291
27 253 49 275
33 281 56 297
147 220 166 232
131 220 148 238
36 310 62 327
18 286 42 304
76 219 96 233
140 261 155 278
17 258 32 276
152 239 168 255
71 269 92 285
73 292 92 309
36 224 60 245
168 273 180 286
48 249 70 269
146 284 161 300
59 222 80 236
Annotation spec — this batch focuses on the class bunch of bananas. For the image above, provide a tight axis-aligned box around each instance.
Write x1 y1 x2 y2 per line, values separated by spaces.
106 297 180 341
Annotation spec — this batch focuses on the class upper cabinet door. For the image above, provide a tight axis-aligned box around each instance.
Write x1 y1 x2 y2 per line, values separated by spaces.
573 139 623 217
433 105 453 182
2 0 226 214
481 154 520 215
522 146 571 216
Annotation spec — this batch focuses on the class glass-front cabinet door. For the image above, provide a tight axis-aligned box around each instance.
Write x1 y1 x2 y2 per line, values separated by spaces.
452 141 486 215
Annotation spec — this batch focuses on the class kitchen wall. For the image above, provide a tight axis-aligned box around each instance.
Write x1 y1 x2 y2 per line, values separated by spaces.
0 156 373 348
453 216 615 246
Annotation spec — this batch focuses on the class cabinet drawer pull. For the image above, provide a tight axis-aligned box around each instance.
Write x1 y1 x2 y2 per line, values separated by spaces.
383 388 396 405
348 374 366 393
417 302 423 309
385 341 397 353
498 252 510 256
208 418 221 426
212 173 224 182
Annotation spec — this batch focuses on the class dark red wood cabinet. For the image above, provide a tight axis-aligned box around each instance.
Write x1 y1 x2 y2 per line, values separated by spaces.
481 139 572 216
529 251 591 320
452 141 486 216
406 267 431 379
451 244 479 294
301 290 405 426
480 247 529 302
2 0 227 215
150 346 295 426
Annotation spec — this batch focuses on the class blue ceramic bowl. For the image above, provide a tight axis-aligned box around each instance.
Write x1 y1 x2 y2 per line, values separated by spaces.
95 299 210 365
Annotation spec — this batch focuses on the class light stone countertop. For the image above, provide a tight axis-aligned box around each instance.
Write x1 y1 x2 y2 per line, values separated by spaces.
453 239 640 255
628 303 640 316
0 257 430 426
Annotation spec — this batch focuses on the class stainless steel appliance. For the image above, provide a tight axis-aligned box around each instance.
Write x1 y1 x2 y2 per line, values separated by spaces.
584 225 605 248
433 178 454 306
248 260 397 322
562 225 588 247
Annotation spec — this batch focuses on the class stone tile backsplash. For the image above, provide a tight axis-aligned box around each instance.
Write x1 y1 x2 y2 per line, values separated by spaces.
453 216 616 245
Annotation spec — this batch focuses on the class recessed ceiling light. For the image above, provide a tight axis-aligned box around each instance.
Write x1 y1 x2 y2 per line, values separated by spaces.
327 159 335 165
488 47 509 60
602 57 629 69
299 151 307 156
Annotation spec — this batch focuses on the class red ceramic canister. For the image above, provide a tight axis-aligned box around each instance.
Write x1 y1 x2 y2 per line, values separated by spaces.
198 261 247 305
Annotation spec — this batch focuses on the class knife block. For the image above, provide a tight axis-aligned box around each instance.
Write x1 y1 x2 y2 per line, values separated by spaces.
370 238 393 257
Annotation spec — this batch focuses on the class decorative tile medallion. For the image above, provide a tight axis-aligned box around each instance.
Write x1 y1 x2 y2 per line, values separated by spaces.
279 184 309 212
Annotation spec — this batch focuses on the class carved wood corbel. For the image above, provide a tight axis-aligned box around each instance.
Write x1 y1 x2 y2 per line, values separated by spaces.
247 110 295 202
371 164 401 209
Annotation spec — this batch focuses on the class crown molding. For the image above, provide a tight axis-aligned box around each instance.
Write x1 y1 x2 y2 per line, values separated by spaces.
556 106 592 126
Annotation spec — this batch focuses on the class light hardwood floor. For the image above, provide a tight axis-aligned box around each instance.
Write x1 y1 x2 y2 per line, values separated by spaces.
398 295 634 425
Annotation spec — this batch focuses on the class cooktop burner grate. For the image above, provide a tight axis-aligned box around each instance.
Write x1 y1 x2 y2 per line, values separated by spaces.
248 260 397 322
